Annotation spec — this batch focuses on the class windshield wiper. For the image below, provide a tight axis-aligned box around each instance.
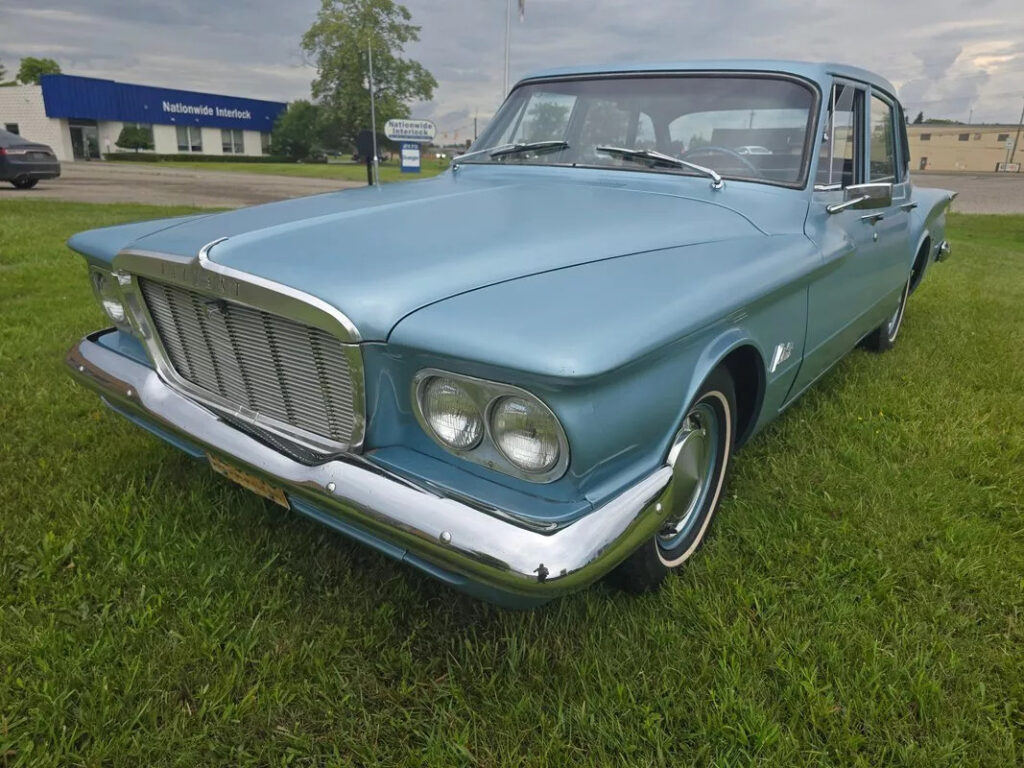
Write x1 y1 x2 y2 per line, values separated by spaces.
595 145 723 189
454 140 570 164
490 140 569 159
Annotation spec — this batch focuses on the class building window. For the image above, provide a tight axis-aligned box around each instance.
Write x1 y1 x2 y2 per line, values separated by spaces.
260 132 271 154
176 125 202 152
919 133 931 141
958 133 970 141
221 128 244 154
3 123 18 135
998 133 1010 142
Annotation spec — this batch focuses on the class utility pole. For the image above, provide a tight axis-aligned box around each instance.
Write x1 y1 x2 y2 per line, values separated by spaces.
1011 98 1024 166
474 110 478 141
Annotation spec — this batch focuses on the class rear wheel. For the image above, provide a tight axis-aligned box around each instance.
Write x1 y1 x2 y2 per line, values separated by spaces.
610 367 735 593
11 177 38 190
865 276 911 352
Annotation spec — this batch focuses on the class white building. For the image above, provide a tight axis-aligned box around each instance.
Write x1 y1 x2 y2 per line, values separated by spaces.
0 74 286 162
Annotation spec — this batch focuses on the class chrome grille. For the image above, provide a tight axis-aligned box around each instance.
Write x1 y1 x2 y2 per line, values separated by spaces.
138 278 357 446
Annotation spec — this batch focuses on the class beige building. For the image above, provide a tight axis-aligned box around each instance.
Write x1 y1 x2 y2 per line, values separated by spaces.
908 124 1020 172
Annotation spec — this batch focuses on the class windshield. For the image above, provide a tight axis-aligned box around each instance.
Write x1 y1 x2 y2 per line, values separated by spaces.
465 74 818 187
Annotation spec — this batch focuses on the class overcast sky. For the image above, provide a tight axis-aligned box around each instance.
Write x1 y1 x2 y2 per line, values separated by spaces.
1 1 1022 141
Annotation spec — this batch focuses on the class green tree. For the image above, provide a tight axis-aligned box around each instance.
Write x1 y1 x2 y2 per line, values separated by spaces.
271 100 323 160
912 111 924 124
115 125 153 153
301 0 436 150
17 57 61 85
0 60 6 81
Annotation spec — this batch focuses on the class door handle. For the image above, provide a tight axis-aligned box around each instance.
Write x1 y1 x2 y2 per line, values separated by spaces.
899 202 918 212
860 212 885 223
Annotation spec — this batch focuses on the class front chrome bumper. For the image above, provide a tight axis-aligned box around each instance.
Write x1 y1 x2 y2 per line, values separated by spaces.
67 332 674 601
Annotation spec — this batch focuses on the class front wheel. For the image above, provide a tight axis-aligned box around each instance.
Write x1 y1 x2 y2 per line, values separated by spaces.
11 177 39 189
610 367 735 593
865 276 911 353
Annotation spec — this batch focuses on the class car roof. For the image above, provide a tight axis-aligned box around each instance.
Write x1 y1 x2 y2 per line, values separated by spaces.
0 129 51 148
518 60 899 100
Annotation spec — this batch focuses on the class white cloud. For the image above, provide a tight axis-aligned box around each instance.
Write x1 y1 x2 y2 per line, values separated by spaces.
1 0 1021 141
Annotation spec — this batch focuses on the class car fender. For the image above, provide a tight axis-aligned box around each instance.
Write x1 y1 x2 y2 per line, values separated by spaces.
387 235 813 507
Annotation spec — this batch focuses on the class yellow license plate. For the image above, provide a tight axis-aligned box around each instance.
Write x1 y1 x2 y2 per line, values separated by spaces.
208 454 290 509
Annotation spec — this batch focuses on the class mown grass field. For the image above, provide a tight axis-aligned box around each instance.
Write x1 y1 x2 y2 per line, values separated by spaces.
1 201 1021 767
137 159 449 183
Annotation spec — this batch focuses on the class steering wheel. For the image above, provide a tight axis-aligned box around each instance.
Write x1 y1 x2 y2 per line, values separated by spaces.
680 146 759 175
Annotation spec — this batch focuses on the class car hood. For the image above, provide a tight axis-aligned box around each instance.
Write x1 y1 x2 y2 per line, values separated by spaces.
72 171 764 340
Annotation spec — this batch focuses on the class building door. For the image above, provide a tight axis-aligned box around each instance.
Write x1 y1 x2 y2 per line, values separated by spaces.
69 126 86 159
69 120 100 159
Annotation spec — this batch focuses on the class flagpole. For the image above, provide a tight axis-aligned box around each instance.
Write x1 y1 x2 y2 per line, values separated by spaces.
502 0 512 98
368 40 379 186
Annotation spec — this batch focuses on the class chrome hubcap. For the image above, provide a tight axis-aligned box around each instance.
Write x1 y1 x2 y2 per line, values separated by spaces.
657 403 718 548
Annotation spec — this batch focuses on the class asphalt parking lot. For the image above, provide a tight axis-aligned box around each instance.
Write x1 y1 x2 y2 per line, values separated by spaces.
913 172 1024 214
0 161 361 208
2 162 1022 213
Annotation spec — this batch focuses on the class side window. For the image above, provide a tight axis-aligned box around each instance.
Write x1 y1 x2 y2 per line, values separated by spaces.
817 84 862 187
869 94 896 182
897 104 910 181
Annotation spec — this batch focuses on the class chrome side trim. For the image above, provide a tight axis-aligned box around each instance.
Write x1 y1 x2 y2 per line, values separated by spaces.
112 239 366 454
67 333 674 598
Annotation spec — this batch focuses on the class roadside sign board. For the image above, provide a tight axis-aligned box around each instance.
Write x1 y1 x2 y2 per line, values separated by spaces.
384 119 436 143
400 142 421 173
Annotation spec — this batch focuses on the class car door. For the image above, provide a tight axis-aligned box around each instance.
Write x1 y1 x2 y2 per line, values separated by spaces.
789 80 908 399
865 90 912 311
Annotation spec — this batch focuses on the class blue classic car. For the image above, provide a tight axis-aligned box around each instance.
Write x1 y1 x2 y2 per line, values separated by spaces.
67 61 956 607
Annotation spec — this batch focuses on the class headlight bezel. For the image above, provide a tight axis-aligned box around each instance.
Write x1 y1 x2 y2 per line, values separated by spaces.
411 369 570 483
88 266 133 333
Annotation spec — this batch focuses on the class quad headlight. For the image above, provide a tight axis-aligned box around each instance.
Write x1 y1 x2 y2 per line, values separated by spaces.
421 376 484 450
490 396 561 473
89 267 130 330
413 371 568 482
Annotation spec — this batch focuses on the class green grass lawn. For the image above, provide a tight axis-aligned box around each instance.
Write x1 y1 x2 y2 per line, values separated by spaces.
137 159 449 183
1 201 1022 767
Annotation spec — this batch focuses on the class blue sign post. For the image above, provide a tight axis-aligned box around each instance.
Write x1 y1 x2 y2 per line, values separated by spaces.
400 143 421 173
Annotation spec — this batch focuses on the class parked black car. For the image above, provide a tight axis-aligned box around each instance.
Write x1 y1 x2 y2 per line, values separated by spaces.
0 129 61 189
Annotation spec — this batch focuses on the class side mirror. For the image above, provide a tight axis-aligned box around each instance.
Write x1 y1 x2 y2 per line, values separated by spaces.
826 182 893 214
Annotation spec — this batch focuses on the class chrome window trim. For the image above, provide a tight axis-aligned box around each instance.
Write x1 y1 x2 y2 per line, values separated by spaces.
112 238 366 455
411 368 570 484
471 70 822 191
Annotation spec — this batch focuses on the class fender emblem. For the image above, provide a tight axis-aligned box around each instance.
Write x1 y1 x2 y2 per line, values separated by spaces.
769 342 794 373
